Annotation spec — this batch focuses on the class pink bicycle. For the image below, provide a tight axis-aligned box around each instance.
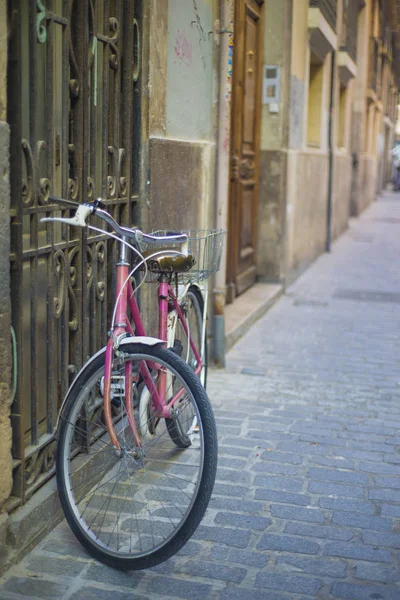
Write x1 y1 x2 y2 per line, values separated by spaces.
41 197 224 570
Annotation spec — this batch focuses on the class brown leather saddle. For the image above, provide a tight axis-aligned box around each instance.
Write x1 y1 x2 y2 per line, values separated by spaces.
144 250 195 274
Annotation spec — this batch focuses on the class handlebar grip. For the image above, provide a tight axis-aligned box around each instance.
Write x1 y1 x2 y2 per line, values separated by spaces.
49 196 80 209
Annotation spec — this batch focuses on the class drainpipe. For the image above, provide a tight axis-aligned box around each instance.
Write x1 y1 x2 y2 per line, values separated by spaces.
326 50 335 252
212 0 234 367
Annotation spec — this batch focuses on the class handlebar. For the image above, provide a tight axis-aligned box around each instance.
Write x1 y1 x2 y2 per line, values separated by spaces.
41 196 189 252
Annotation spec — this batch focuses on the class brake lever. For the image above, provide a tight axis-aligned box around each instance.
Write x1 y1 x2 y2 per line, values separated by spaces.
40 204 93 227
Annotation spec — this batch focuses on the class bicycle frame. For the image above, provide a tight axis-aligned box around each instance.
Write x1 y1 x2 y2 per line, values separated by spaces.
103 242 203 450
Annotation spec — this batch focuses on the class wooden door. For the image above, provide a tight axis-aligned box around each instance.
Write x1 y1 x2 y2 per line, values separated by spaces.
227 0 264 301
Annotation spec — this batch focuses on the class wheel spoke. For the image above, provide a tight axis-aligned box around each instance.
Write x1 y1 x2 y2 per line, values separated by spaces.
57 345 216 568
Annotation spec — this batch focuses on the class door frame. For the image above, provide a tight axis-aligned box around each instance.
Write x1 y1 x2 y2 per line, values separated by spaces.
226 0 264 303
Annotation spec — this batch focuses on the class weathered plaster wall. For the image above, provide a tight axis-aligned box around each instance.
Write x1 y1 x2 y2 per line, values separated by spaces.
166 0 214 140
286 150 329 281
0 0 12 512
357 155 377 214
350 1 379 216
258 0 291 281
149 137 214 231
148 0 168 136
146 0 216 229
258 150 287 280
332 152 352 241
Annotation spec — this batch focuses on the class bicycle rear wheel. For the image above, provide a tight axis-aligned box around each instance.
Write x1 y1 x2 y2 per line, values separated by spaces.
175 286 207 387
56 343 217 570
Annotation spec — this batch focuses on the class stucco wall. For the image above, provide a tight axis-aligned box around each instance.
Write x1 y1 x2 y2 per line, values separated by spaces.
356 154 378 214
332 152 352 242
286 150 329 281
149 137 214 231
166 0 214 140
258 150 287 280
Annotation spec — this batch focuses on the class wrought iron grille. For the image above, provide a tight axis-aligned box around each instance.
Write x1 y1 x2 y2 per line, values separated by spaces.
309 0 337 32
7 0 141 507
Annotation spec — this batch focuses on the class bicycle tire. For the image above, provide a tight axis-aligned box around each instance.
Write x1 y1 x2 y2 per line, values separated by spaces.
56 342 217 570
166 287 208 447
175 286 208 388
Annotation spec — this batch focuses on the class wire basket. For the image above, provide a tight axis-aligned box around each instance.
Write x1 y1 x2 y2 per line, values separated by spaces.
137 229 226 284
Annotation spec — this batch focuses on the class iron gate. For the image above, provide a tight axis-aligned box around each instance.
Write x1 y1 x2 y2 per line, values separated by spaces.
8 0 141 507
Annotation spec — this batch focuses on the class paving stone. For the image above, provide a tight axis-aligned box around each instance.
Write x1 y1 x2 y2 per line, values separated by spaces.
330 581 400 600
332 511 393 531
324 542 391 562
355 563 398 584
2 577 70 599
209 546 269 568
310 456 356 470
150 577 212 600
216 468 252 485
270 504 325 523
193 525 251 548
26 555 86 577
331 448 384 462
318 497 374 514
180 560 247 583
362 531 400 548
308 480 364 498
375 476 400 489
384 454 400 464
70 588 147 600
208 497 264 513
255 572 322 595
214 512 272 530
83 564 142 586
251 461 299 475
358 461 400 475
259 451 303 465
257 533 320 555
218 588 292 600
218 445 257 458
213 483 249 498
307 467 369 486
277 442 328 456
255 489 312 506
277 555 346 578
221 437 263 449
380 504 400 518
41 539 91 559
284 521 353 541
176 540 203 556
217 457 248 469
369 489 400 502
254 475 304 492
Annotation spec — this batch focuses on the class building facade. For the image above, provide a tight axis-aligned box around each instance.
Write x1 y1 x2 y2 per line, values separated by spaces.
0 0 399 567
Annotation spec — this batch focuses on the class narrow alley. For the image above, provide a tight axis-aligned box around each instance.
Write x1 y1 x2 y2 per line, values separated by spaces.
1 192 400 599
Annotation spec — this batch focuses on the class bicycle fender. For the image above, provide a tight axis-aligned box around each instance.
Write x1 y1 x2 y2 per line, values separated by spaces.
55 336 165 433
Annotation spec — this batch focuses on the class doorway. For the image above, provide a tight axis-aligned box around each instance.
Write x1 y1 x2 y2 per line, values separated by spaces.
226 0 264 302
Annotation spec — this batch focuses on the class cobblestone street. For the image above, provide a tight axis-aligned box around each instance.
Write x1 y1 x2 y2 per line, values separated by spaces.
2 192 400 599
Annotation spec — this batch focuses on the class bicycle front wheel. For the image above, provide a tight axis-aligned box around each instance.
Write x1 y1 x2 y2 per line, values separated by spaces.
56 343 217 570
